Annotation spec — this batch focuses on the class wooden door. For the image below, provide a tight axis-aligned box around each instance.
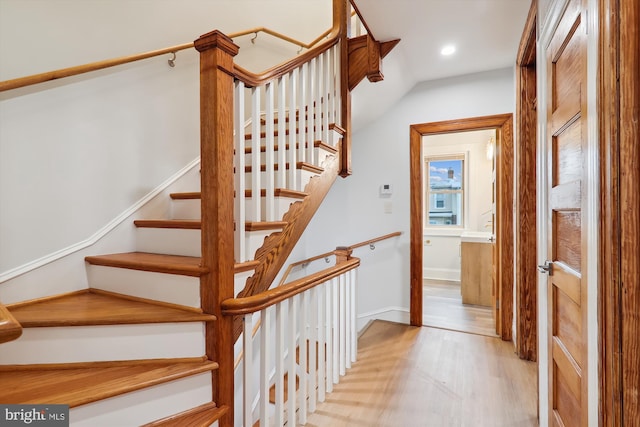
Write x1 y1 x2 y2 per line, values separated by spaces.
543 0 588 425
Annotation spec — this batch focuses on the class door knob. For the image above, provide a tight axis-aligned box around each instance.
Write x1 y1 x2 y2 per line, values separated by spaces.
538 260 553 274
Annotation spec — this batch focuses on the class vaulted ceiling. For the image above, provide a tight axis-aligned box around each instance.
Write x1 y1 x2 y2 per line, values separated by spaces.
351 0 532 129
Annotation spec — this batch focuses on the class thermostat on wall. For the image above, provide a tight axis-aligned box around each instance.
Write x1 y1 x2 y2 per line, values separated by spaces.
380 184 393 196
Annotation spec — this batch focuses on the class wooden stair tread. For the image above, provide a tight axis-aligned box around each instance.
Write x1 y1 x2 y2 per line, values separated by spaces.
86 252 258 275
245 221 287 232
244 162 324 174
0 360 218 407
243 141 337 155
235 260 260 273
8 289 215 327
134 219 201 229
170 189 308 200
244 188 308 199
170 192 200 200
85 252 206 277
134 219 286 233
142 402 228 427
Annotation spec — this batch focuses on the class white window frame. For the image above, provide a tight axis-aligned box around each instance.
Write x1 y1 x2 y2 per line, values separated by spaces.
424 153 466 229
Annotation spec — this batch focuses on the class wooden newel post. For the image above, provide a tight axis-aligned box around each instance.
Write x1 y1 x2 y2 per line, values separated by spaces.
334 246 353 264
194 30 239 427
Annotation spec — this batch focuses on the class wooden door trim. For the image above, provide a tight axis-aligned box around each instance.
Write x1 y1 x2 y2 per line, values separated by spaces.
599 0 640 424
409 114 514 341
515 0 538 362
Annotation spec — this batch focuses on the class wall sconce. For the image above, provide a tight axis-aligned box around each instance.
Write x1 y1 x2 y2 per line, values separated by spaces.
486 137 495 161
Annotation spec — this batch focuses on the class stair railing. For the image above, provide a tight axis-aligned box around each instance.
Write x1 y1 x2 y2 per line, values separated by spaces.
0 27 332 93
0 302 22 344
225 231 401 427
195 3 350 426
222 252 360 427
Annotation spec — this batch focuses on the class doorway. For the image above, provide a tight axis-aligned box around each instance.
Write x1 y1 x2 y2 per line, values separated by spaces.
409 114 514 342
421 129 498 337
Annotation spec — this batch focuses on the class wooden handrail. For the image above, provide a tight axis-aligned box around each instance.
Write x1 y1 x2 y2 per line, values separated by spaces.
0 26 335 93
347 231 402 250
221 258 360 316
277 231 402 286
277 250 337 287
0 303 22 344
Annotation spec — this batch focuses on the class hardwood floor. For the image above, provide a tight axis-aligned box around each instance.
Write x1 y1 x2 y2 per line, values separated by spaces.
423 280 497 337
306 320 538 427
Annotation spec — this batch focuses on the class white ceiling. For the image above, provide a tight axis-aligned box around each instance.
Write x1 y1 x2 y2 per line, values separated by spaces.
350 0 532 129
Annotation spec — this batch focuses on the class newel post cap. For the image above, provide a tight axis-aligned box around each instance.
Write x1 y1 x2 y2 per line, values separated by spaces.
194 30 240 56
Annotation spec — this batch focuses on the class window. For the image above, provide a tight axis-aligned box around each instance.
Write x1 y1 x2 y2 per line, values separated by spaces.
425 155 464 226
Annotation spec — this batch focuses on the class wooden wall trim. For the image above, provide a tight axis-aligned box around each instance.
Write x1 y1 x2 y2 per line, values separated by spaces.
515 0 538 361
409 126 423 326
599 0 640 424
409 114 514 340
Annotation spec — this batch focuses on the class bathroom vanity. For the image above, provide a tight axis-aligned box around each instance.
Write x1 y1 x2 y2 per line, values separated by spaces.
460 231 493 307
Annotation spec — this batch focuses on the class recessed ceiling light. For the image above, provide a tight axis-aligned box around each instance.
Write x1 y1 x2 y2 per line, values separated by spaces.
441 45 456 56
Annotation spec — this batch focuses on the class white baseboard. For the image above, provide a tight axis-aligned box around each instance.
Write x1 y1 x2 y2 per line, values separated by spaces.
356 306 409 332
423 267 460 282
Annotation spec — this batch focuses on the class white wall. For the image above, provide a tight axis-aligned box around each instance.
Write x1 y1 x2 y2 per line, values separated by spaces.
0 0 330 277
304 67 515 327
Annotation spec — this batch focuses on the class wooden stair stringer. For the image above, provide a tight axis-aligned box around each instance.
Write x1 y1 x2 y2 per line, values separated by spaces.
234 141 342 340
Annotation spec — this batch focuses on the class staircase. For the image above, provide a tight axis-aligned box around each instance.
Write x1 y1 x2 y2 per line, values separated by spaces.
0 1 399 425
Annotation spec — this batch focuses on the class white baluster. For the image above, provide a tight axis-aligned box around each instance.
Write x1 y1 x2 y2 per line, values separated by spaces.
322 51 330 146
275 302 285 426
351 269 358 363
250 86 261 223
315 54 322 156
260 308 270 426
306 57 315 165
333 42 342 124
339 273 346 377
308 287 317 413
265 82 275 221
234 81 246 262
277 77 286 189
332 277 339 384
243 314 253 427
288 69 298 191
345 271 351 370
299 291 308 424
325 278 333 393
287 297 298 425
317 282 326 402
298 62 308 164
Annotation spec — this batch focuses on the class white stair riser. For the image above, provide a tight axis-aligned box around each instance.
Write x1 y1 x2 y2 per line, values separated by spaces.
171 196 302 223
244 196 301 223
0 323 205 364
171 198 200 220
244 229 277 261
135 228 280 260
245 169 318 192
87 265 200 308
136 228 201 257
71 372 212 427
234 270 253 296
243 146 334 168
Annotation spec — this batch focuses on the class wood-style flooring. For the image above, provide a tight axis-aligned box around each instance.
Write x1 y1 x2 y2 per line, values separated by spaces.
306 320 538 427
423 280 497 337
